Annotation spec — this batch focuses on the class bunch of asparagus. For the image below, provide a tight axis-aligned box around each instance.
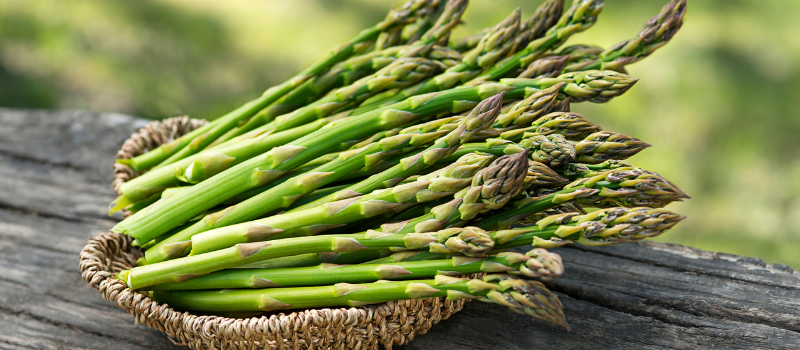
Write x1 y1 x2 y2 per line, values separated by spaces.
110 0 688 329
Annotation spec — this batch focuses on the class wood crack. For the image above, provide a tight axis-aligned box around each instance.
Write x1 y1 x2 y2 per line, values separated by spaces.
0 304 148 348
563 245 800 291
0 148 92 172
0 199 118 225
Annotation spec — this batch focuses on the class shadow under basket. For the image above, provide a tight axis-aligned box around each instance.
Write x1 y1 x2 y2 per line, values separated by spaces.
79 116 471 350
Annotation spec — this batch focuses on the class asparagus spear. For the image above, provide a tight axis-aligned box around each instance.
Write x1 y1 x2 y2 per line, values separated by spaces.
146 247 563 290
117 0 441 173
522 160 569 190
186 153 494 256
150 273 569 329
445 133 577 169
113 71 635 244
559 159 634 180
123 227 497 289
477 166 689 230
567 0 687 72
491 206 686 250
498 111 602 141
573 131 651 163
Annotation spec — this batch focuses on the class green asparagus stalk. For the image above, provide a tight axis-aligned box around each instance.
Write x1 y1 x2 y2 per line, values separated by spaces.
234 250 395 269
498 111 602 141
149 273 569 329
567 0 687 72
146 247 563 291
140 97 501 264
186 153 494 256
513 188 586 226
322 159 567 267
445 133 577 169
113 71 635 244
573 131 651 164
123 227 496 289
491 206 686 250
559 159 634 180
449 0 563 54
477 166 689 230
117 0 440 173
209 47 431 146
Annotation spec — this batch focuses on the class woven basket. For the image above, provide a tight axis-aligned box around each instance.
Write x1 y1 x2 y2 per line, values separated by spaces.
79 116 470 350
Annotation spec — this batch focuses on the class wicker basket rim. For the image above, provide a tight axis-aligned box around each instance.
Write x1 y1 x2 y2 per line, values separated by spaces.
80 116 468 350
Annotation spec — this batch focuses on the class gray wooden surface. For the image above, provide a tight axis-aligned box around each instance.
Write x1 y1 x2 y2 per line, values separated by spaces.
0 108 798 350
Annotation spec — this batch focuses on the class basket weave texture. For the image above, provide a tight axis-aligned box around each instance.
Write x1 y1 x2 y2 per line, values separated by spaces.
79 116 469 350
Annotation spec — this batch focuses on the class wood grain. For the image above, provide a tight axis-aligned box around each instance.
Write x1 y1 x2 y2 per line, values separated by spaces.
0 108 797 350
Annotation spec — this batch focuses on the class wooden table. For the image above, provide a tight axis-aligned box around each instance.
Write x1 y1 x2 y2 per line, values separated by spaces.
1 108 798 349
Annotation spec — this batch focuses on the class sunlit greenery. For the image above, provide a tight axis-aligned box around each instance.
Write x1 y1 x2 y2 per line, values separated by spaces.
3 0 798 267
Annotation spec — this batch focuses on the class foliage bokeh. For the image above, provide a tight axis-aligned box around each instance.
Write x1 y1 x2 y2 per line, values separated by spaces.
2 0 798 267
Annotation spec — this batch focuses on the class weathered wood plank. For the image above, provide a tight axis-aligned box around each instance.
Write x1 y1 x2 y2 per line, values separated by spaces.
0 108 798 350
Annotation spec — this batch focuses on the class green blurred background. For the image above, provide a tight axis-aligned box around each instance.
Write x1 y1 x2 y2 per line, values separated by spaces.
2 0 799 267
